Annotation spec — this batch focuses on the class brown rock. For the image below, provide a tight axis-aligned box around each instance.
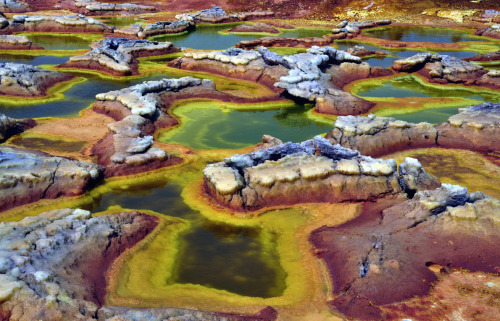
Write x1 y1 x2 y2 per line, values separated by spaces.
310 184 500 320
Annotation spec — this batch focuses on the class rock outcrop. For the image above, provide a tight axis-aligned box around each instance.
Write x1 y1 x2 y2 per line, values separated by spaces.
0 63 73 97
236 35 340 49
392 53 499 89
332 19 391 39
0 146 101 211
228 23 279 34
170 46 382 116
0 114 35 142
326 103 500 156
0 35 43 50
325 114 437 157
137 20 194 39
203 136 437 212
91 77 235 176
175 6 274 24
436 102 500 153
85 2 156 14
0 208 159 320
0 0 29 12
4 14 114 33
346 45 386 57
60 38 179 76
475 24 500 39
310 184 500 320
463 50 500 62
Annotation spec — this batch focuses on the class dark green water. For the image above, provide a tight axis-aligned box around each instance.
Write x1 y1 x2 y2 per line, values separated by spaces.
27 34 95 50
0 54 70 66
357 75 499 102
98 17 143 28
363 26 484 43
159 102 331 150
151 24 332 50
81 179 286 298
390 106 462 124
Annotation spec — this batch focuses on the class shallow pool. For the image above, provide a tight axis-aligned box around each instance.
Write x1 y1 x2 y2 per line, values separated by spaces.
362 26 484 43
159 102 331 150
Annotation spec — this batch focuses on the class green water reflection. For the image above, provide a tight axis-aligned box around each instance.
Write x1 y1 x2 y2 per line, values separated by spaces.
363 26 484 43
81 179 286 298
26 34 95 50
159 102 331 150
151 23 332 50
98 17 143 28
357 75 499 102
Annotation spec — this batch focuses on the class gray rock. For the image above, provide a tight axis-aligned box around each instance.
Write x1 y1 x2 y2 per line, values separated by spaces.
398 157 441 196
67 37 177 75
0 146 102 211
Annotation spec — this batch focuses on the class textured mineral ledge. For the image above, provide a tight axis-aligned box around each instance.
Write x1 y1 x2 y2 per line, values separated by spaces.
59 37 179 76
0 0 29 13
203 136 439 211
332 19 392 39
175 6 274 24
0 146 102 211
0 35 42 50
236 35 343 50
326 102 500 156
310 184 500 320
0 113 35 142
464 50 500 62
91 77 233 176
135 20 194 39
170 46 390 116
228 23 279 34
392 53 500 90
3 14 114 33
83 2 156 14
475 24 500 39
0 63 73 97
0 208 277 321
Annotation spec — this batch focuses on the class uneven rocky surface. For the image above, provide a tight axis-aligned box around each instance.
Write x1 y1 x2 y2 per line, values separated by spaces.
392 53 499 88
0 207 278 321
310 184 500 320
436 102 500 153
98 305 278 321
4 14 114 33
0 113 35 142
332 19 391 38
84 2 156 14
0 63 73 97
170 46 383 115
91 77 230 176
137 20 194 39
463 49 500 62
0 35 42 50
0 146 101 211
203 136 438 211
175 6 273 24
325 114 438 157
0 208 159 320
0 0 29 13
346 45 386 57
475 24 500 39
60 37 179 76
236 35 340 49
326 103 500 156
228 23 279 34
275 46 384 115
